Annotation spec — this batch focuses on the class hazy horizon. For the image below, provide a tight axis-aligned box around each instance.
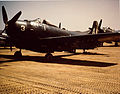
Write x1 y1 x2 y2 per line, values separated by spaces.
0 0 120 31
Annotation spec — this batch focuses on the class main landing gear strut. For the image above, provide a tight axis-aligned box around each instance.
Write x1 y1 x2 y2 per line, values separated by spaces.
83 49 87 53
115 42 118 47
69 49 76 53
14 49 22 57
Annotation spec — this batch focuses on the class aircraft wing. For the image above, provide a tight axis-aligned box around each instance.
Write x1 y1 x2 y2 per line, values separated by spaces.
37 32 120 50
39 32 120 42
96 32 120 42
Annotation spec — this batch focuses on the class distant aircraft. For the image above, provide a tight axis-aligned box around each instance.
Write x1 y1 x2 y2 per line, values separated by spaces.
1 6 120 59
0 30 9 47
90 19 120 46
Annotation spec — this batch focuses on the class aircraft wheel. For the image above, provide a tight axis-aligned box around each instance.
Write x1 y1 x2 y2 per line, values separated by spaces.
69 49 76 53
45 53 53 60
14 51 22 57
115 42 118 47
97 42 103 47
100 42 103 47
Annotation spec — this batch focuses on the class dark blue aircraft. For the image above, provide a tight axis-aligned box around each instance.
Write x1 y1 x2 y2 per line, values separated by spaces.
1 6 120 59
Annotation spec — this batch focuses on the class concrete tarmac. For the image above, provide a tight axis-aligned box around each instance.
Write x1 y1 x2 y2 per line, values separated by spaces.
0 43 120 94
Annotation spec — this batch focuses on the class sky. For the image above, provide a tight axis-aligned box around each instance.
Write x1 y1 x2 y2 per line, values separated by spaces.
0 0 120 31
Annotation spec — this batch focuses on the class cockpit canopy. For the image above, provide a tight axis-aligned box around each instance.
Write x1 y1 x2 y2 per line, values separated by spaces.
17 18 58 28
30 18 42 23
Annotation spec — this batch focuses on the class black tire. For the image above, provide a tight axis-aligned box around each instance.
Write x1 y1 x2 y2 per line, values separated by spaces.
97 42 103 47
45 53 53 61
14 51 22 57
115 42 118 47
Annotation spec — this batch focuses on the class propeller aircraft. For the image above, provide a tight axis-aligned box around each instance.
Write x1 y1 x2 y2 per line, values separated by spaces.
1 6 120 60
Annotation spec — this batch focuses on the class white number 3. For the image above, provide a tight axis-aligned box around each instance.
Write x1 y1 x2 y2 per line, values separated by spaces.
21 25 25 31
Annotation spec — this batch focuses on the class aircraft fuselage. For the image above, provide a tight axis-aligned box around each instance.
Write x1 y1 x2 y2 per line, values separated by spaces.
6 19 97 53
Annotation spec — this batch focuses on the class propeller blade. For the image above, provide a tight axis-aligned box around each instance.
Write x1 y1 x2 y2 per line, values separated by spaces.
2 6 8 24
89 27 92 30
89 21 98 34
59 22 61 28
9 11 22 24
94 21 98 34
98 19 102 30
1 29 5 34
10 46 12 51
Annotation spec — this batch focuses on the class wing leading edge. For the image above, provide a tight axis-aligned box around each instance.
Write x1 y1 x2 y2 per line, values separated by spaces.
39 32 120 42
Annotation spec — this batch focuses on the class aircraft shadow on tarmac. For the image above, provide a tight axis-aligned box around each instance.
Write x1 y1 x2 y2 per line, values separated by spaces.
0 52 117 67
103 45 120 47
73 52 106 55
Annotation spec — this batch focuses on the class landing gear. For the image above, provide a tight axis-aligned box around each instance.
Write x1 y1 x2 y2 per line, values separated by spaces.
97 42 103 47
14 49 22 57
83 49 86 53
68 49 76 53
115 42 118 47
45 53 53 60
